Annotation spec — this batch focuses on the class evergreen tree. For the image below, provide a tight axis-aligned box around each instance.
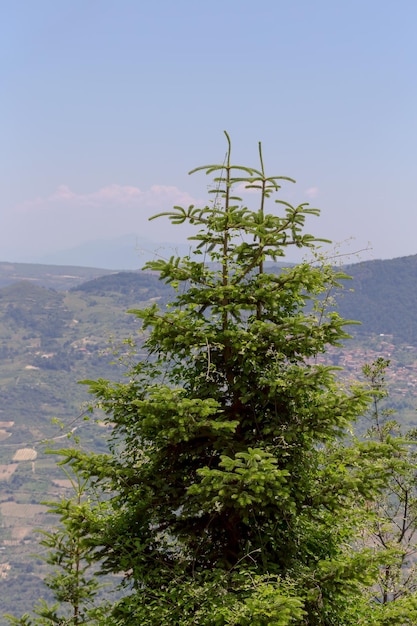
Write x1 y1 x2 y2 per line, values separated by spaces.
22 134 399 624
6 468 105 625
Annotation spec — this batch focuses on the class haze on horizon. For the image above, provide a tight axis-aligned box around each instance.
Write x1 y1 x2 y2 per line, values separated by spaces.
2 1 417 268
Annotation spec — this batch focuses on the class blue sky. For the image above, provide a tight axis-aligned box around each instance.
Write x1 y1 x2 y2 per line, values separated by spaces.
2 0 417 266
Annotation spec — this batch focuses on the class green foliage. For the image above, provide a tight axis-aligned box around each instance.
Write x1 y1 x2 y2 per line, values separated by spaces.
13 134 410 624
106 573 306 626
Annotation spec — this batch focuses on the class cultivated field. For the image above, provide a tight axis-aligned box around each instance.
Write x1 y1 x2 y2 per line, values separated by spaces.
0 464 18 481
0 502 47 518
12 449 37 461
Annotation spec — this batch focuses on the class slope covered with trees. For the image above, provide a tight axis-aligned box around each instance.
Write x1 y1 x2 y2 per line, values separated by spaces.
337 255 417 344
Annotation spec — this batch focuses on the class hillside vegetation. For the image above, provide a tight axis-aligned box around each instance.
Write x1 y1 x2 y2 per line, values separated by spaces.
0 271 171 621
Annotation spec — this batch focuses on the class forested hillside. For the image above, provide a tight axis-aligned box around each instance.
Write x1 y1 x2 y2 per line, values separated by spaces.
338 254 417 344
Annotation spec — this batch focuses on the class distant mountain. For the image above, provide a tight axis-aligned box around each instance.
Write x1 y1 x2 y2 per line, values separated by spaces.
34 234 196 270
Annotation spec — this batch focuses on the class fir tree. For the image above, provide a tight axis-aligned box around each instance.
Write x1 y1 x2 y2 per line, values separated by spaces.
11 133 402 625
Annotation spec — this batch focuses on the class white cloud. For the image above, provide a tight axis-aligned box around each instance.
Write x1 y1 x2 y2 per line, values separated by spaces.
16 183 197 213
305 187 319 199
4 184 200 260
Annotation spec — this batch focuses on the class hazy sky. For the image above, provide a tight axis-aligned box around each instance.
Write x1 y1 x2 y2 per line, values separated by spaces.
2 0 417 265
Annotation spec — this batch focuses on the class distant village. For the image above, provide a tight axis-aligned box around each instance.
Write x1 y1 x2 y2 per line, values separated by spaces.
318 333 417 398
